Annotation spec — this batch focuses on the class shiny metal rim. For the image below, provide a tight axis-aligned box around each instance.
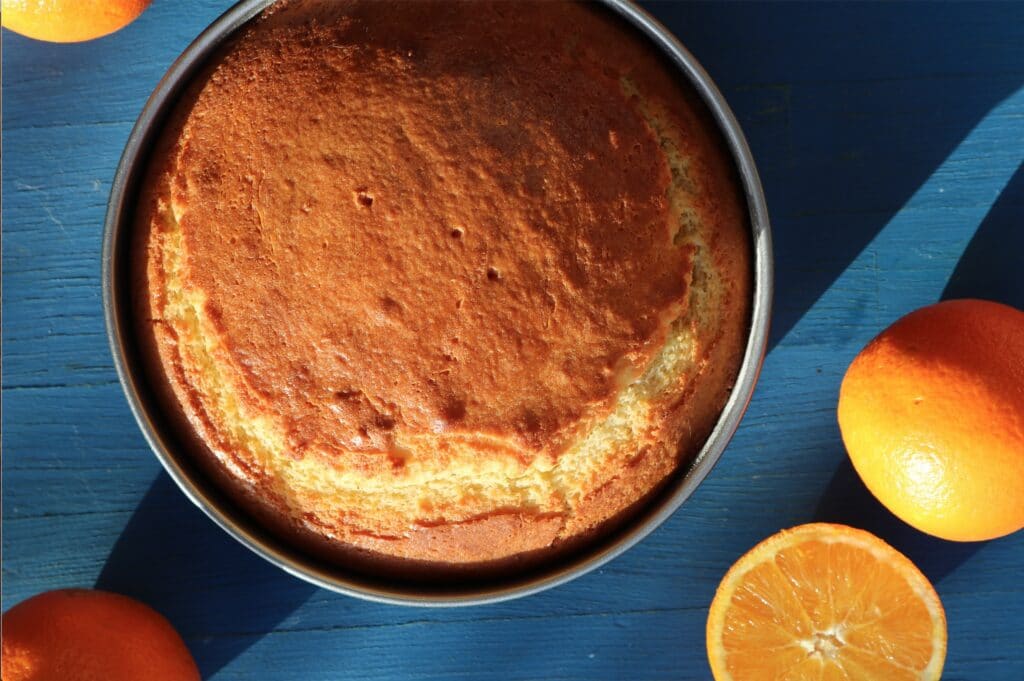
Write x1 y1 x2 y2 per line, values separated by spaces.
102 0 773 607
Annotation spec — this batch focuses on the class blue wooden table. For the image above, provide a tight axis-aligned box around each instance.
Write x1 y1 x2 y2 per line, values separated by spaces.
4 2 1023 679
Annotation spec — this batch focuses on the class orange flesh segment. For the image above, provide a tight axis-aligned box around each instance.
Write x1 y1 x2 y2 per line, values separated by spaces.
708 524 946 681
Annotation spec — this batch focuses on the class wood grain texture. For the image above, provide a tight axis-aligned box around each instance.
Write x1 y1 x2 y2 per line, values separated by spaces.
3 2 1023 679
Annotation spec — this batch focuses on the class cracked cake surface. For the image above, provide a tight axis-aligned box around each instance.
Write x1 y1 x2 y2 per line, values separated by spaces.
134 0 751 571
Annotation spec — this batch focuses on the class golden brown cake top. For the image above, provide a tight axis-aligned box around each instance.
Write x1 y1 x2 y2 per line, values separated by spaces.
170 0 692 464
137 0 752 567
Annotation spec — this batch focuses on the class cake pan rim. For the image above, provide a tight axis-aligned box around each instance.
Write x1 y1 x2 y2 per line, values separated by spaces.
102 0 773 607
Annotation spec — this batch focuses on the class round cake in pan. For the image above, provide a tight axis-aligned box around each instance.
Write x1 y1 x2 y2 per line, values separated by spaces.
134 0 751 574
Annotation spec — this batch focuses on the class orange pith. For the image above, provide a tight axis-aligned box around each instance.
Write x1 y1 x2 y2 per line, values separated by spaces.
838 299 1024 542
1 0 151 43
707 523 946 681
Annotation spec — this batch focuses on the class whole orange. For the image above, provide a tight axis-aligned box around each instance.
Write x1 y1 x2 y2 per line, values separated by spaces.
1 589 200 681
838 298 1024 542
1 0 151 43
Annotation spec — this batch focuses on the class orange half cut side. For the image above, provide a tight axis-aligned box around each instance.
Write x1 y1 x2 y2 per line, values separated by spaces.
707 523 946 680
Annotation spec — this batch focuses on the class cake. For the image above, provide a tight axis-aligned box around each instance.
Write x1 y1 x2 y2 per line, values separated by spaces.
133 0 751 574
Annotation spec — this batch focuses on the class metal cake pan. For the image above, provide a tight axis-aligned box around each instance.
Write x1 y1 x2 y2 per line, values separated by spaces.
102 0 773 606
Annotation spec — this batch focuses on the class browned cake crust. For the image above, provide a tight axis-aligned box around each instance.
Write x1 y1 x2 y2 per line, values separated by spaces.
133 0 751 572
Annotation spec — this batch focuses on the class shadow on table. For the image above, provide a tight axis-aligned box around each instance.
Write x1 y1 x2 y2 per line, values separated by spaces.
90 3 1024 676
810 166 1024 583
941 163 1024 307
95 473 317 678
813 459 982 584
643 2 1024 348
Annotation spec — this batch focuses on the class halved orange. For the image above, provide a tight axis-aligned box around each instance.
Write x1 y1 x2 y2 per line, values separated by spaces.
707 523 946 680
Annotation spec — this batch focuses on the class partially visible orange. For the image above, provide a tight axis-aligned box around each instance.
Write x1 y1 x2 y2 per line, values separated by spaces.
707 523 946 681
838 298 1024 542
1 0 151 43
1 589 200 681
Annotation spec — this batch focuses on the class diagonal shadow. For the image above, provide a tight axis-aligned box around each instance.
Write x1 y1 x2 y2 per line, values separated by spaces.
642 1 1024 347
95 473 317 678
91 5 1024 678
941 163 1024 307
813 165 1024 583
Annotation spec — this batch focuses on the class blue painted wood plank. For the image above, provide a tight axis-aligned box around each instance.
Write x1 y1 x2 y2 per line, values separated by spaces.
3 1 1024 680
